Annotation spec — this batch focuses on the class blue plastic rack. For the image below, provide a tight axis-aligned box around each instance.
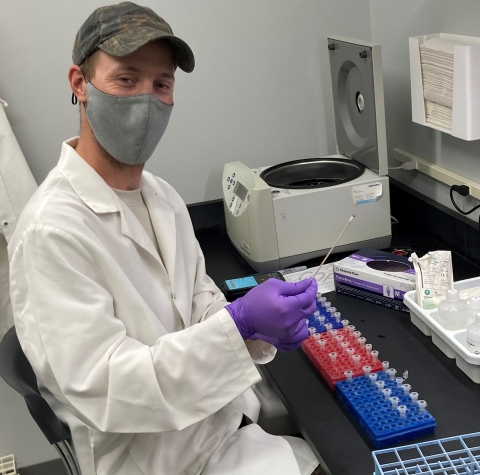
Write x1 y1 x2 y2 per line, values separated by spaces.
373 432 480 475
305 302 344 334
336 372 436 449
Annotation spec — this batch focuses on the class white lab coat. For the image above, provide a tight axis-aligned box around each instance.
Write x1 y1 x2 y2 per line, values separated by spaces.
9 138 318 475
0 100 37 340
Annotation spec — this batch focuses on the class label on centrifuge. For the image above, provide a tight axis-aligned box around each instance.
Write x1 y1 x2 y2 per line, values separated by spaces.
352 182 382 205
466 336 480 355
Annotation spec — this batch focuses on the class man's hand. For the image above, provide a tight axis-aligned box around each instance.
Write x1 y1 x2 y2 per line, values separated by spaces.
225 278 317 347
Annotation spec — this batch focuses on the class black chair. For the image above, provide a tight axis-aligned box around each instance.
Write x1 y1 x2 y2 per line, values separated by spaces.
0 327 81 475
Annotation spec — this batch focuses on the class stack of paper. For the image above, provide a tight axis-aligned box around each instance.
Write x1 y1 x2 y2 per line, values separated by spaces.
420 38 456 132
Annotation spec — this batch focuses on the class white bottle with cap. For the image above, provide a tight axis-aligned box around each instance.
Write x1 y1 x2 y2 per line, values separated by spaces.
467 297 480 325
466 312 480 354
437 289 468 331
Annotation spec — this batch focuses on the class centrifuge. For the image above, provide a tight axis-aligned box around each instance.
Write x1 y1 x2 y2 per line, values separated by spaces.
223 37 392 272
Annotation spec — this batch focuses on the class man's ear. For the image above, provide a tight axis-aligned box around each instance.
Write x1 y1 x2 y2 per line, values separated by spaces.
68 65 87 103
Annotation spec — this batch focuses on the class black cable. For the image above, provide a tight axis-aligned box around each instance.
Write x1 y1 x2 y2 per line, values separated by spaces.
450 185 480 231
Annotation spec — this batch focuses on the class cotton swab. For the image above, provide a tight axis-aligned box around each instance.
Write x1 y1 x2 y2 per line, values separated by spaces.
311 215 355 279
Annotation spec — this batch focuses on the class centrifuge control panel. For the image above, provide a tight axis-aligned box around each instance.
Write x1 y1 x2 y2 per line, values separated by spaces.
222 164 254 217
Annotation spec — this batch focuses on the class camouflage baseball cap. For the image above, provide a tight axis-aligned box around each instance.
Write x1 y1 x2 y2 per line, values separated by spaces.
72 2 195 73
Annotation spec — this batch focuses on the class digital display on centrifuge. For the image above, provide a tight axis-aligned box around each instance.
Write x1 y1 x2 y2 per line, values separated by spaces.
234 181 248 201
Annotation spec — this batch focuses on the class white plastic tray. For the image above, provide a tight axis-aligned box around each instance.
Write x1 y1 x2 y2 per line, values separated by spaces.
404 276 480 383
0 454 16 475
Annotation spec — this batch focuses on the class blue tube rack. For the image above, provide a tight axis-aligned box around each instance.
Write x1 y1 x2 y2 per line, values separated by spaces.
372 432 480 475
306 302 344 334
336 372 436 449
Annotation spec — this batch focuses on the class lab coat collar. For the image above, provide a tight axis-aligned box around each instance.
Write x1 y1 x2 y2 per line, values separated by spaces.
58 138 177 283
58 138 120 214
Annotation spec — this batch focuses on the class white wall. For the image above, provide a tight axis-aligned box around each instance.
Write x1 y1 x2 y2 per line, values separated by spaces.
369 0 480 225
0 0 372 466
0 0 371 205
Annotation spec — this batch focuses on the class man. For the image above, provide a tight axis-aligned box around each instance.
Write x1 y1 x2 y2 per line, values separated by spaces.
8 3 320 474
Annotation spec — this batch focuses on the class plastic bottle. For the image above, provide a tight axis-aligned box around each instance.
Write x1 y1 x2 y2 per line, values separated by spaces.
437 289 468 331
467 297 480 325
466 312 480 354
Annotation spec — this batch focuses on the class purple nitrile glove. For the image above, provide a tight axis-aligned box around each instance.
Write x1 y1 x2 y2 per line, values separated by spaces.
225 278 317 341
250 319 309 352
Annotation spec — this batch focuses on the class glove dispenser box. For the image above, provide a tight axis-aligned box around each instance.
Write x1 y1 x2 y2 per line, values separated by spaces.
410 33 480 141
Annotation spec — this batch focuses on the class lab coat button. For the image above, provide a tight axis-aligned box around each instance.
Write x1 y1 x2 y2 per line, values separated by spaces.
172 293 177 299
2 221 8 227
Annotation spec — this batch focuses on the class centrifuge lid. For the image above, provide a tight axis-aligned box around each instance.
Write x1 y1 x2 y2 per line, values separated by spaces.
327 36 388 176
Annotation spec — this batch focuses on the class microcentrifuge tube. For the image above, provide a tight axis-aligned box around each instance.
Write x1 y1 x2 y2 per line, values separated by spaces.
363 365 371 377
330 329 338 338
319 315 326 325
335 335 344 345
347 325 356 334
353 331 362 341
325 323 333 332
371 350 379 362
358 337 367 348
365 344 372 355
353 354 361 366
320 297 327 307
329 352 337 363
313 333 321 341
397 405 407 419
318 339 326 350
325 302 332 313
316 292 323 302
328 307 337 316
314 310 320 319
390 396 399 410
402 384 411 395
409 392 419 405
308 327 316 336
418 400 427 413
396 377 404 387
334 312 342 323
347 348 355 359
382 388 392 400
382 361 390 373
369 373 378 385
341 319 349 328
344 370 353 382
341 341 349 352
376 381 385 392
388 368 397 381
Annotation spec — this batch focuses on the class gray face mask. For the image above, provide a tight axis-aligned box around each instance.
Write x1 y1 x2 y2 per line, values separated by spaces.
85 82 173 165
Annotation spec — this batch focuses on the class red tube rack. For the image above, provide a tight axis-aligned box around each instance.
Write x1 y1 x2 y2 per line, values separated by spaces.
302 328 384 390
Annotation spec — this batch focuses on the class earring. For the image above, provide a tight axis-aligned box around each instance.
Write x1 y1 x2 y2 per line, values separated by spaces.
71 93 78 105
